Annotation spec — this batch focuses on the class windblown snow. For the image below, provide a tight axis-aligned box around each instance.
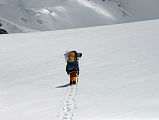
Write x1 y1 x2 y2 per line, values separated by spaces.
0 19 159 120
0 0 159 33
0 0 128 33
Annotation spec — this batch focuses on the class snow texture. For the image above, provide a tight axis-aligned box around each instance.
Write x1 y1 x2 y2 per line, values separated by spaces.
0 0 159 33
0 19 159 120
58 85 77 120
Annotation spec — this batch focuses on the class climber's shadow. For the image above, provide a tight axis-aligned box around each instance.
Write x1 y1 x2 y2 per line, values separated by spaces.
56 84 70 88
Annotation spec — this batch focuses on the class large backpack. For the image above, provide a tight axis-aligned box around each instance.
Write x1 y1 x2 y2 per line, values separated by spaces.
66 51 79 74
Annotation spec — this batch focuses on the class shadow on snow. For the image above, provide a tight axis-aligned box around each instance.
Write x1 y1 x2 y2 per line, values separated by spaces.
56 84 70 88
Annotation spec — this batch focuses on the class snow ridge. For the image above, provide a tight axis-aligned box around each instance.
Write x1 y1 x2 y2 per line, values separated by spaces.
0 16 35 33
58 85 78 120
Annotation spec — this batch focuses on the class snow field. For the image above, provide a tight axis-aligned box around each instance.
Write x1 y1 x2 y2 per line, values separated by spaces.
0 19 159 119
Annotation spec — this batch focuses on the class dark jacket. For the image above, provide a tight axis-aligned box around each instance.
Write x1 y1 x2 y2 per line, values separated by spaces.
66 51 82 75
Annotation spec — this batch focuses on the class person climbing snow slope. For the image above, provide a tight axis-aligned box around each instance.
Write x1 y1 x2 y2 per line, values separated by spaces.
64 51 82 85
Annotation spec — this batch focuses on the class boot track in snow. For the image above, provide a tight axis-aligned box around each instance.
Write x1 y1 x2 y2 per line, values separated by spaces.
58 85 78 120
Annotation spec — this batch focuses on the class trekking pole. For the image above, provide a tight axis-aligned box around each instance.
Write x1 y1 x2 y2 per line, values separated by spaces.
77 75 79 83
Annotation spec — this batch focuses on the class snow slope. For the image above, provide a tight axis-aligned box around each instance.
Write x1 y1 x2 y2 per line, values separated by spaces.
119 0 159 21
0 19 159 120
0 0 131 33
1 0 159 34
0 0 66 8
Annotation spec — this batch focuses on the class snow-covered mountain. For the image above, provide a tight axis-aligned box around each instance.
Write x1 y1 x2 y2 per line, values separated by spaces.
0 0 128 33
0 0 159 34
0 19 159 120
118 0 159 21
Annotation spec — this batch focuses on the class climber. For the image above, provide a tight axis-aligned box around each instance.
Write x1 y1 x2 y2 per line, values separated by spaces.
64 51 82 85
